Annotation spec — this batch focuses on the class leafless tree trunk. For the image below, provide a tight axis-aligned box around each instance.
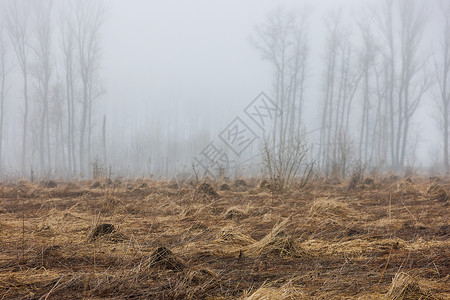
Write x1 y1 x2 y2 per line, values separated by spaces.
376 0 397 168
397 0 429 168
50 81 66 174
373 59 390 166
32 0 54 176
356 9 378 166
74 0 105 175
251 6 310 143
60 1 77 175
102 115 107 167
435 0 450 172
377 0 429 170
319 10 341 174
0 22 10 175
6 1 31 175
318 8 364 177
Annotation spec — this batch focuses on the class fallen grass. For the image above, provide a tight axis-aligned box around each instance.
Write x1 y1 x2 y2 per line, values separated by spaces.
387 272 437 300
244 282 306 299
0 177 448 299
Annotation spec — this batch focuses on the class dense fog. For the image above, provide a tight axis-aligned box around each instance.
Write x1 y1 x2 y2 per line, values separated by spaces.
0 0 448 180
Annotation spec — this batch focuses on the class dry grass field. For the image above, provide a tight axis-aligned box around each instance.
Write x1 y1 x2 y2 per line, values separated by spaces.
0 176 449 299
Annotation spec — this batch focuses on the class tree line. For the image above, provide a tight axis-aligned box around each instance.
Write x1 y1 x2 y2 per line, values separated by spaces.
252 0 450 176
0 0 449 180
0 0 105 178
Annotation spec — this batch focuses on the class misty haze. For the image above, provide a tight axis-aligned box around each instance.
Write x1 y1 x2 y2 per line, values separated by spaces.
0 0 449 299
0 0 447 179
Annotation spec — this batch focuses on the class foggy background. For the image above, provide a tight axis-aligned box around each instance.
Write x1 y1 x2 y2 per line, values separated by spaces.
0 0 447 180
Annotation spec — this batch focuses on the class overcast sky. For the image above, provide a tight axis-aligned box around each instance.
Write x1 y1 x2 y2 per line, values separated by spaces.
1 0 444 176
102 0 362 125
99 0 439 166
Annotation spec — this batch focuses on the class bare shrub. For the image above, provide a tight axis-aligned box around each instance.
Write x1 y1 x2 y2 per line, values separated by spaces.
91 157 106 180
329 131 355 179
347 161 365 190
260 131 314 193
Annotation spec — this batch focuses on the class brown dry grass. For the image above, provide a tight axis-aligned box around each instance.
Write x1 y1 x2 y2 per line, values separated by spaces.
0 177 449 299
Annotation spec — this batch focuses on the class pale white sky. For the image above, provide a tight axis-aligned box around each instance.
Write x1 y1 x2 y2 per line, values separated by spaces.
1 0 442 172
100 0 440 166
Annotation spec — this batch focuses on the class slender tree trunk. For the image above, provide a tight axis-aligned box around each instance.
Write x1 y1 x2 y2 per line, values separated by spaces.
87 99 92 168
79 85 87 175
65 64 72 173
0 54 5 175
445 103 449 171
102 115 107 166
21 72 28 174
39 105 45 172
71 86 76 172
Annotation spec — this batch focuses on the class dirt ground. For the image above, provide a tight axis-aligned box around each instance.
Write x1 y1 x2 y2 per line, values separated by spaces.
0 176 448 299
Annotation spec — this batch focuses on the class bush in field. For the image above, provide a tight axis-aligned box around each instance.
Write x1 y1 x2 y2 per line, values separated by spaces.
260 131 314 193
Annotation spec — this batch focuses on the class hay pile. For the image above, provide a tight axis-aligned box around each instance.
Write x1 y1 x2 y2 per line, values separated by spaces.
386 272 436 300
436 224 450 237
219 183 231 191
89 223 115 240
180 205 205 218
41 245 62 258
245 218 305 258
186 268 216 285
88 223 126 242
309 198 356 219
148 247 185 272
259 179 272 189
167 182 179 189
90 181 102 189
365 218 403 233
363 178 375 185
234 179 248 188
427 183 448 203
245 282 306 300
301 238 404 257
224 206 247 220
99 196 125 214
396 179 420 195
132 182 149 193
39 180 57 188
195 182 218 198
215 226 255 246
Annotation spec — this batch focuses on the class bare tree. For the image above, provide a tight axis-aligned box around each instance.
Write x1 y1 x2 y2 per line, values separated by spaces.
49 80 66 174
251 6 310 142
356 10 377 165
32 0 54 175
6 0 31 174
377 0 430 170
319 10 341 174
434 0 450 172
60 0 77 174
0 16 11 175
102 115 107 167
318 9 362 176
74 0 105 175
396 0 430 169
372 57 390 166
